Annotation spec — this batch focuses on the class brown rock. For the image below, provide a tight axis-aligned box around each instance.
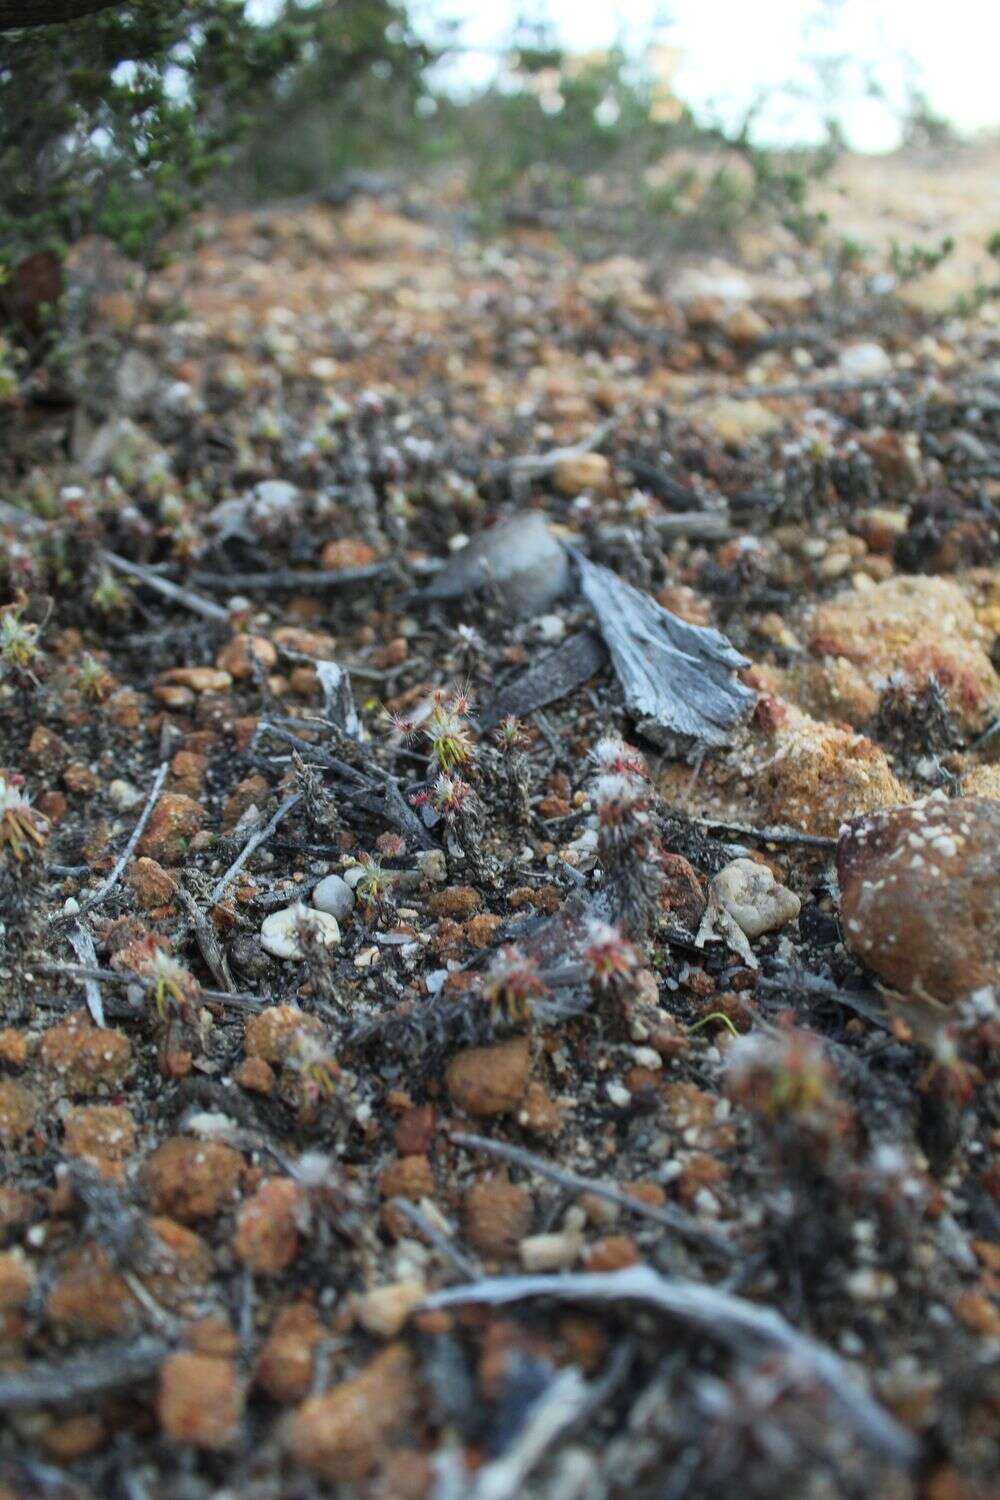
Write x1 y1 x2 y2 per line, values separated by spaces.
464 912 503 949
27 724 70 772
144 1217 214 1308
379 1154 435 1201
256 1301 324 1403
137 792 205 865
0 1029 26 1068
838 797 1000 1031
39 1014 132 1095
235 1056 275 1094
46 1245 134 1338
158 1352 243 1449
170 750 209 794
447 1037 530 1117
584 1235 641 1271
518 1080 563 1136
0 1250 32 1312
159 667 233 694
141 1137 243 1223
660 852 705 928
129 856 177 910
288 1343 416 1483
233 1177 303 1274
356 1280 426 1338
63 761 99 795
63 1105 135 1171
429 885 482 918
321 538 378 570
553 452 612 495
953 1290 1000 1338
107 687 145 729
222 773 271 832
40 1414 107 1462
375 637 408 668
463 1175 533 1259
244 1004 323 1063
755 706 908 837
808 576 999 734
215 634 277 680
394 1105 435 1156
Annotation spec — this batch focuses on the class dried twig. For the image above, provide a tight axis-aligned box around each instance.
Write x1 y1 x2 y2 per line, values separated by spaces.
692 817 838 852
389 1197 482 1280
50 762 169 926
191 562 393 591
423 1267 917 1466
0 1337 168 1411
489 413 623 480
688 371 920 403
101 551 228 622
34 963 266 1011
66 921 104 1027
452 1132 734 1257
209 791 303 906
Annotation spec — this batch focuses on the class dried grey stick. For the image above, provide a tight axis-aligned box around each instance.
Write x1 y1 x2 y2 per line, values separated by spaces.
0 1337 168 1411
209 791 303 906
452 1132 734 1258
101 550 229 622
423 1267 917 1467
66 921 104 1027
50 761 169 926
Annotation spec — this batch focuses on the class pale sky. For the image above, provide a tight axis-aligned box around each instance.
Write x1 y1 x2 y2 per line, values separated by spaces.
418 0 1000 151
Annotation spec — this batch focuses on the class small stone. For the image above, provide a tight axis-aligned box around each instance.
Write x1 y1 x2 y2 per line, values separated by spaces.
846 1268 897 1303
394 1105 435 1156
311 873 354 920
446 1037 531 1117
711 858 800 939
518 1080 563 1136
415 848 446 883
45 1245 134 1337
129 856 177 910
245 1005 324 1063
159 667 233 694
221 772 271 832
837 341 892 378
143 1217 214 1308
0 1249 32 1312
63 762 99 795
158 1353 243 1449
27 725 69 772
953 1289 1000 1337
379 1154 435 1202
755 706 908 837
215 634 277 680
0 1029 26 1068
137 792 205 866
235 1056 274 1094
321 538 378 570
519 1231 583 1272
429 885 481 918
699 397 781 446
421 511 570 619
553 453 612 495
170 749 209 795
584 1235 641 1271
464 912 502 948
260 903 340 960
464 1175 533 1260
288 1343 416 1483
141 1137 243 1223
838 797 1000 1029
256 1301 324 1403
39 1014 132 1095
356 1280 426 1338
233 1177 303 1274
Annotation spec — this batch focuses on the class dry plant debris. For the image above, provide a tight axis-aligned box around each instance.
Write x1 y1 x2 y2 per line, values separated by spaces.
0 178 998 1500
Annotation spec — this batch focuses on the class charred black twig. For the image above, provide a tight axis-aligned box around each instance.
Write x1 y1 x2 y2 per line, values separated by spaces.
191 562 393 590
691 818 838 852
